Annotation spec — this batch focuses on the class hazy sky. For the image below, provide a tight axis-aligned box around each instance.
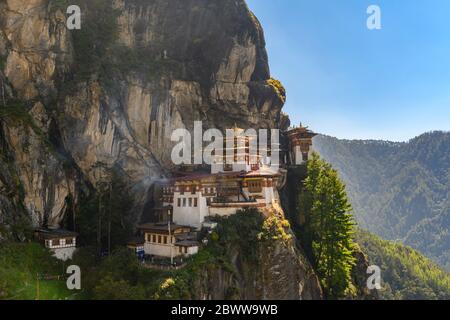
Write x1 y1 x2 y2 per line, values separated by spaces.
247 0 450 141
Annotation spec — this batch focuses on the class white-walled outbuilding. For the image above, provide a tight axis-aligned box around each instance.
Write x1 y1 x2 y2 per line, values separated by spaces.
35 229 78 261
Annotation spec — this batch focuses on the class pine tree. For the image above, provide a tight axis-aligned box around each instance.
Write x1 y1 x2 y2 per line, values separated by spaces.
76 166 134 251
298 153 356 298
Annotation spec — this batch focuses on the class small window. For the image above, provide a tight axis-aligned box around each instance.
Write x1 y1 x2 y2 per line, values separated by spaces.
177 198 181 207
158 235 162 243
188 198 192 207
66 238 73 245
194 198 198 207
183 198 187 207
152 234 156 243
163 236 167 244
53 239 60 246
302 152 308 161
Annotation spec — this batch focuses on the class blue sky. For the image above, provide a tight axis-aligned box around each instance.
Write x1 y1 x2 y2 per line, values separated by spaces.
247 0 450 141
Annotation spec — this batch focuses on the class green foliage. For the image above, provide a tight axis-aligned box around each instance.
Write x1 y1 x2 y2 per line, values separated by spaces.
66 0 120 84
0 99 56 154
0 210 300 300
154 276 191 300
71 247 167 300
214 208 264 261
210 231 219 242
257 214 292 243
155 209 266 300
0 243 77 300
49 0 70 13
314 132 450 270
62 0 181 88
0 56 5 71
267 78 286 102
75 167 134 251
71 241 236 300
93 274 145 300
298 153 356 299
89 249 147 300
0 100 39 131
355 229 450 300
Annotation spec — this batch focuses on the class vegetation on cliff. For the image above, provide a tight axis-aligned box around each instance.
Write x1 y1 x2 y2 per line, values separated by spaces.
73 167 135 251
155 209 306 300
60 0 120 84
355 229 450 300
41 210 320 300
267 78 286 103
297 153 356 299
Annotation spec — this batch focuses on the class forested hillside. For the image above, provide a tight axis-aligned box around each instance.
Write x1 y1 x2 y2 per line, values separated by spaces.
355 229 450 300
314 132 450 270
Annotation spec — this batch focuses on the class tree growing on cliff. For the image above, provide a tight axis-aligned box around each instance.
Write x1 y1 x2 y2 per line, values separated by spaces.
298 153 356 299
76 166 134 252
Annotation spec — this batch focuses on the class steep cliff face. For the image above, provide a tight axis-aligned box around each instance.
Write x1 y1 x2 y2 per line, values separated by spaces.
0 0 78 235
160 212 323 300
280 166 378 300
0 0 284 232
191 238 323 300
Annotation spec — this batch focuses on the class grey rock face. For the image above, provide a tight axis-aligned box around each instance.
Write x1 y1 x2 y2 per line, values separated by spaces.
0 0 283 232
191 237 323 300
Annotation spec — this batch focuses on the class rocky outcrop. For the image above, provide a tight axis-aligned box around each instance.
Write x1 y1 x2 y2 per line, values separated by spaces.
0 0 77 234
191 239 323 300
350 245 379 300
185 213 323 300
0 0 284 230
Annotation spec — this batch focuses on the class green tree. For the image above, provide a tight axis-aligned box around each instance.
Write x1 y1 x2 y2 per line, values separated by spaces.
355 229 450 300
298 153 356 298
93 274 145 300
76 166 134 252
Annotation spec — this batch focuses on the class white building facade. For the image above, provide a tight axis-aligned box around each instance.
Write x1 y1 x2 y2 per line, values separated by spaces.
137 223 199 258
35 229 78 261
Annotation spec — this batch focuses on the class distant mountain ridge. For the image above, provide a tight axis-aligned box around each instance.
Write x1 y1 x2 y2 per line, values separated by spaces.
313 131 450 270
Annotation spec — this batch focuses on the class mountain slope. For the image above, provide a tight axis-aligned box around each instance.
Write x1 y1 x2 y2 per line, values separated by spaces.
314 132 450 270
355 229 450 300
